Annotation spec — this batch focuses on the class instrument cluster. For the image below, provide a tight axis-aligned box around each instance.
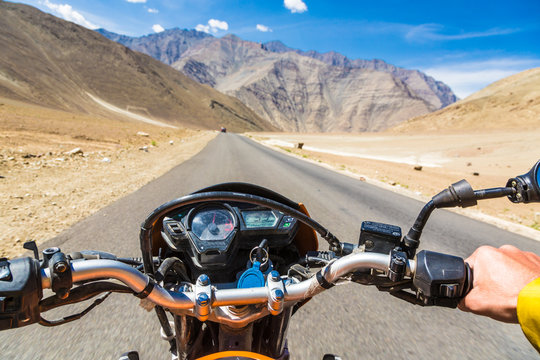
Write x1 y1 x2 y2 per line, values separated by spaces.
161 202 298 268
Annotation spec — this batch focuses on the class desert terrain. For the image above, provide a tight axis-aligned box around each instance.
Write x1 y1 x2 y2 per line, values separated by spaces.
248 131 540 240
246 68 540 240
0 97 215 257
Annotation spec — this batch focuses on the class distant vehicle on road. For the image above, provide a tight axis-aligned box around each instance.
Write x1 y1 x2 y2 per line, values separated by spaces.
220 127 227 133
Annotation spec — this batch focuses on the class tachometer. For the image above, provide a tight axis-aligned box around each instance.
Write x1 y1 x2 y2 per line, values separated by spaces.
191 207 235 241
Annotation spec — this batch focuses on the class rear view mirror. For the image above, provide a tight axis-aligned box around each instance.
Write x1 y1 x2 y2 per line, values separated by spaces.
506 160 540 203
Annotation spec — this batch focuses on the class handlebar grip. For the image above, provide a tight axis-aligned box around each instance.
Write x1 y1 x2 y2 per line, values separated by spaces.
462 262 473 298
413 250 470 308
0 257 42 330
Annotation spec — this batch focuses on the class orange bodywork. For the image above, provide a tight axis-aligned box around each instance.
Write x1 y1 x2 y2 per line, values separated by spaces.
293 203 319 255
196 350 275 360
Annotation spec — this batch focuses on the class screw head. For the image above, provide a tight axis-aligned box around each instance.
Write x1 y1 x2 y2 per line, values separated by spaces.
54 262 68 273
270 271 280 282
273 289 284 301
198 274 209 286
392 255 405 265
43 247 59 254
197 293 210 306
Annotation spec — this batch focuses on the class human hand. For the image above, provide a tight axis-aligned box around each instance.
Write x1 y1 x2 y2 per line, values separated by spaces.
458 245 540 323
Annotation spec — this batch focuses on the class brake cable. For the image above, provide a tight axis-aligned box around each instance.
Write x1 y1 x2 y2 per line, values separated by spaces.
38 281 133 326
39 291 113 327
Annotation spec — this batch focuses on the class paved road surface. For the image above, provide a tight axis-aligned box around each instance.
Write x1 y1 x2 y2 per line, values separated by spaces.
1 133 539 359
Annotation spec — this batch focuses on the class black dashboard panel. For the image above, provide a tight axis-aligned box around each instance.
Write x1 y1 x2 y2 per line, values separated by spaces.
161 202 298 268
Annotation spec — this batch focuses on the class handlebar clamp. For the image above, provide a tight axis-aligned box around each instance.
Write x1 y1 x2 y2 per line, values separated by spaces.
47 250 72 300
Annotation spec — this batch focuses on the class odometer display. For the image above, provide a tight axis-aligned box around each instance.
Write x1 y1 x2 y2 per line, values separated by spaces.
242 210 278 229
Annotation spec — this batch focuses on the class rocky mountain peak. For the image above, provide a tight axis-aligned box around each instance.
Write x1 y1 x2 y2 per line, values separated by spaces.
98 28 458 132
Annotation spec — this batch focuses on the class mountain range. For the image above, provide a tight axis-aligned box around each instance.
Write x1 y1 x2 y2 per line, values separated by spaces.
97 28 458 132
0 2 272 132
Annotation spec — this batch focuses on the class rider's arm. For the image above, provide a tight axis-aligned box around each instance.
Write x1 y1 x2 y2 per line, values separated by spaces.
517 277 540 352
458 245 540 352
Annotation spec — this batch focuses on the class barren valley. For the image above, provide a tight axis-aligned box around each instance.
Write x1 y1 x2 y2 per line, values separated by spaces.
0 98 215 257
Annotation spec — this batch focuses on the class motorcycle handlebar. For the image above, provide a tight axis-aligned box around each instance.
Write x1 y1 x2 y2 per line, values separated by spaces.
40 252 412 311
0 250 468 329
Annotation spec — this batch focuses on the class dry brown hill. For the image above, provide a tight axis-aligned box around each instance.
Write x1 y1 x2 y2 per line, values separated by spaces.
392 68 540 132
0 1 274 132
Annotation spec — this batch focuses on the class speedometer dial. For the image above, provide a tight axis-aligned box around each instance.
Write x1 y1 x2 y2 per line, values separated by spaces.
191 207 235 241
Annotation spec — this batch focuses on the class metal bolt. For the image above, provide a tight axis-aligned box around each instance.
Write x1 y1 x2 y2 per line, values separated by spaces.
511 180 517 187
43 247 60 255
270 271 280 282
365 240 374 249
516 193 523 200
54 261 68 273
197 293 209 306
198 274 209 286
393 255 405 265
273 289 284 301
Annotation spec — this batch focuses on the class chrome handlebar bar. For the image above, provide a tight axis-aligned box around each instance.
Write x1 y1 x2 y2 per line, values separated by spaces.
40 252 416 314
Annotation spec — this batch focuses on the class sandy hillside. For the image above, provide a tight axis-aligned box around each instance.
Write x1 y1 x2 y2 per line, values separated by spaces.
0 1 273 132
0 98 216 257
250 131 540 239
393 67 540 132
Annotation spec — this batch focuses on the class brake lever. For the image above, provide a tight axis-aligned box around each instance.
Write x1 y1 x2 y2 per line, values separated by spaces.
386 290 462 308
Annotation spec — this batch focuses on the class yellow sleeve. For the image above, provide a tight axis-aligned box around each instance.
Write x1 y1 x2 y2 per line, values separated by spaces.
517 277 540 353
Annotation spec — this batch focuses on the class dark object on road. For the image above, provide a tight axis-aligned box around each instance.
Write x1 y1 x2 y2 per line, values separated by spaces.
296 142 304 149
220 127 227 133
414 165 423 171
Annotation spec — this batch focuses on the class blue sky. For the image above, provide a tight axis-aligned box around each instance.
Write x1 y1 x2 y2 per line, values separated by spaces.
14 0 540 98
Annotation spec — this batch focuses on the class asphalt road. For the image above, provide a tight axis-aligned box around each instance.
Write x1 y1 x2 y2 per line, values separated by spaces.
1 133 539 359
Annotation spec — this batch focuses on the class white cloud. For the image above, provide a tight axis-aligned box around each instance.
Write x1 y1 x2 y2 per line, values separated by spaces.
152 24 165 33
126 0 146 3
42 0 98 29
195 19 229 34
147 8 159 14
195 24 210 33
284 0 307 13
256 24 272 32
208 19 228 32
422 58 540 98
406 23 519 42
